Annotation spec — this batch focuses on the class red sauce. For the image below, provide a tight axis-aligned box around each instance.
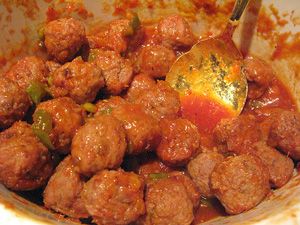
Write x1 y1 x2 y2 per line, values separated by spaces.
180 94 234 134
244 78 296 113
193 198 227 224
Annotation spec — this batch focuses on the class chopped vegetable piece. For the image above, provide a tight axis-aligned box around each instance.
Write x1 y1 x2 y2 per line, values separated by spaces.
32 109 53 133
32 109 54 150
26 81 47 104
82 102 97 113
38 26 45 41
149 173 168 181
32 128 54 150
124 12 141 36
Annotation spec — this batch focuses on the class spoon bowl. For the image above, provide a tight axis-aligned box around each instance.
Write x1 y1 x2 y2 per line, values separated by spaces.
166 0 250 133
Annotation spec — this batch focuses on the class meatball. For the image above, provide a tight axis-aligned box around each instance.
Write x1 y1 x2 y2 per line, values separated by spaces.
131 80 181 120
4 56 48 91
168 172 200 208
44 18 86 63
82 170 145 225
35 97 86 154
126 73 156 102
96 99 161 155
144 176 195 225
252 142 294 188
48 57 104 104
43 156 88 218
0 121 53 190
243 56 274 99
91 50 133 95
157 118 200 166
87 19 130 53
187 152 224 197
71 115 127 176
210 155 270 215
157 15 196 48
0 77 30 129
213 115 262 154
268 110 300 160
45 60 61 73
133 45 176 78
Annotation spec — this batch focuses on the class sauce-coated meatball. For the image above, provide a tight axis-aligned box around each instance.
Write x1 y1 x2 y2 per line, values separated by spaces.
268 110 300 160
35 97 86 154
44 18 86 63
243 56 274 100
44 156 88 218
45 60 61 73
253 142 294 188
213 115 262 154
82 170 145 225
96 99 161 155
0 77 30 129
187 152 224 197
210 155 270 214
48 57 104 104
92 50 133 95
144 176 195 225
126 73 156 102
157 15 196 48
87 19 130 53
131 80 181 120
133 45 176 78
5 56 48 91
0 122 53 190
157 118 200 166
71 115 127 176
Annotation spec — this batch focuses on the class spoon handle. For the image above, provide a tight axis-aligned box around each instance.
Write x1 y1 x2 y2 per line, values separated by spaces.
230 0 250 22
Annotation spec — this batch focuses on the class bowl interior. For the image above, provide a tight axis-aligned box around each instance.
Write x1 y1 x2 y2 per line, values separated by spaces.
0 0 300 224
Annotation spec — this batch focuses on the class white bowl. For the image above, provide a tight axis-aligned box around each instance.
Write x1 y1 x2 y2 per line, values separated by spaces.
0 0 299 224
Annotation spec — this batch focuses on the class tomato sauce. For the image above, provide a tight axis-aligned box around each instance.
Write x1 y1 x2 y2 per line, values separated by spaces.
180 94 234 135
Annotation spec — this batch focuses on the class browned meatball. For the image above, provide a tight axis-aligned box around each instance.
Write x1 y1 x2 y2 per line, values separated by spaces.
131 80 181 120
168 172 200 208
92 50 133 95
144 176 195 225
126 73 156 102
71 115 127 176
213 115 262 154
43 156 88 218
243 56 274 99
48 57 104 104
0 77 30 129
35 97 86 154
133 45 176 78
252 142 294 188
87 19 130 53
210 155 270 215
268 110 300 160
45 60 61 73
157 15 196 48
187 152 224 197
95 96 127 114
96 99 161 155
44 18 86 63
82 170 145 225
4 56 48 91
0 121 53 191
157 118 200 166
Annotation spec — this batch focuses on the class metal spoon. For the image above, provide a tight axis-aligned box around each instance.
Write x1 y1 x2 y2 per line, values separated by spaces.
166 0 250 134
